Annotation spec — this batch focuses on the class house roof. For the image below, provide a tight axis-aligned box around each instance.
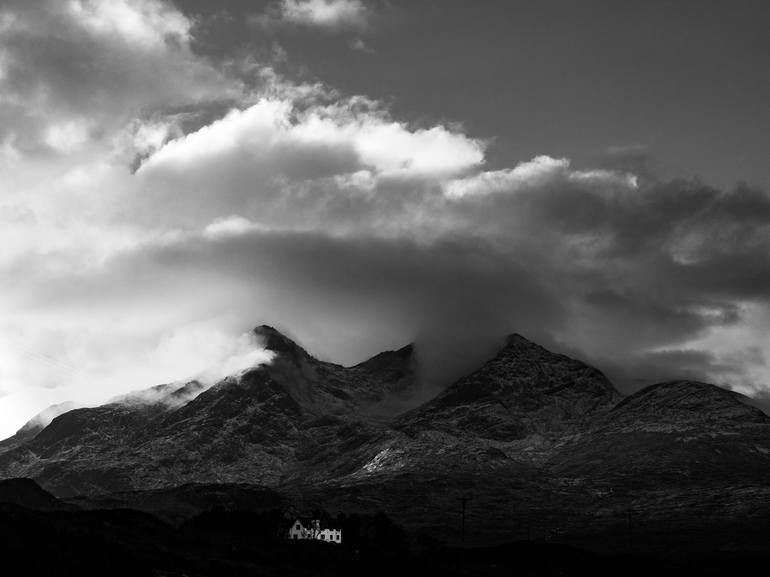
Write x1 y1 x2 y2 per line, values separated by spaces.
291 517 342 530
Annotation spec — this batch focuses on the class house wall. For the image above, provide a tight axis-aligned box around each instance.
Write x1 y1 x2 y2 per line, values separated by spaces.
318 528 342 543
288 521 305 540
287 520 342 543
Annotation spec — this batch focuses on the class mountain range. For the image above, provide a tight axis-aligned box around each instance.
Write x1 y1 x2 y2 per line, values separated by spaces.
2 324 770 548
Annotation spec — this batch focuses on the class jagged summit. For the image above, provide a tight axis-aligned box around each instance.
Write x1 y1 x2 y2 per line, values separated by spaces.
504 332 532 345
253 325 308 359
397 334 620 441
501 331 573 358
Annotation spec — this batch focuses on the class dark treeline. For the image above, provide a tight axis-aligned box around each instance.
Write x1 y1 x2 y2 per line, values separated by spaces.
2 502 770 576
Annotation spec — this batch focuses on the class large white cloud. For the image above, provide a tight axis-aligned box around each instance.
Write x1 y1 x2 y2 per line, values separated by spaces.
0 0 241 155
1 0 770 440
134 96 485 228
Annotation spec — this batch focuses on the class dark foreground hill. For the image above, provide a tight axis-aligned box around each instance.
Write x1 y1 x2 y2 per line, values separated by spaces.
2 482 770 577
0 477 75 511
2 325 770 553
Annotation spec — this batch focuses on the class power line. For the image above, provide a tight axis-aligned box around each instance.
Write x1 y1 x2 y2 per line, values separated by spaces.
0 333 83 377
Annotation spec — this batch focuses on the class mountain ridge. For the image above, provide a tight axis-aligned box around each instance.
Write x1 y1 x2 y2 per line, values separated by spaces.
1 324 769 549
395 332 621 441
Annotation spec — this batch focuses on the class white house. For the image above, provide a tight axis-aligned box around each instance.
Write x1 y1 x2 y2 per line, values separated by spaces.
288 518 342 544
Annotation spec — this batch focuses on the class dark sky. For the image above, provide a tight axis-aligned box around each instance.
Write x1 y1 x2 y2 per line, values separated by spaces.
0 0 769 437
179 0 770 188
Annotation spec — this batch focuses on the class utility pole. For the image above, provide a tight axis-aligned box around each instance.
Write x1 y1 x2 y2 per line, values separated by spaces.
627 509 634 552
461 496 468 545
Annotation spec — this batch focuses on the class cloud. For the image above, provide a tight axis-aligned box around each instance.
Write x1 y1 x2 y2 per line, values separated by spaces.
350 38 375 53
263 0 372 31
109 330 276 408
444 156 637 199
133 95 485 228
9 225 564 392
2 0 770 441
0 0 241 154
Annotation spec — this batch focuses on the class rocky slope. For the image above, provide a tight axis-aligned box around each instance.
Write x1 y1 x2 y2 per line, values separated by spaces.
550 380 770 485
1 325 770 549
395 334 620 442
0 326 420 495
0 401 77 452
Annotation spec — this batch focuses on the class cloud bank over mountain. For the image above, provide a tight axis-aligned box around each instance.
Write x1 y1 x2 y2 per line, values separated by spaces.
1 0 769 436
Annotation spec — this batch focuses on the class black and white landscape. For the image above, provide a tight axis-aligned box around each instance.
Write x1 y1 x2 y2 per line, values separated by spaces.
1 1 770 575
3 326 770 574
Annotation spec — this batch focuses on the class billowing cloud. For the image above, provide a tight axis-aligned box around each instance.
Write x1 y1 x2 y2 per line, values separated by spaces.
0 0 241 155
261 0 372 31
134 96 484 227
1 0 770 440
444 156 637 199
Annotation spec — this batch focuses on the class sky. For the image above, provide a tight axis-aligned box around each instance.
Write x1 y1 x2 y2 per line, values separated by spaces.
1 0 769 438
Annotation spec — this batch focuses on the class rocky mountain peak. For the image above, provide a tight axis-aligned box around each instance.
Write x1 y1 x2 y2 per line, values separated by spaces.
499 332 571 360
253 325 308 360
397 334 620 441
503 332 534 346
